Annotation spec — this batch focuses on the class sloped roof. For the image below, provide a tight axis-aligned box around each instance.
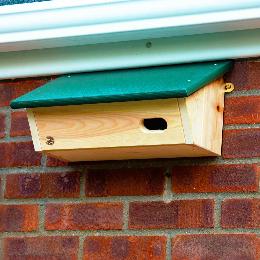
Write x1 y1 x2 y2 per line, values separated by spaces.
11 61 232 109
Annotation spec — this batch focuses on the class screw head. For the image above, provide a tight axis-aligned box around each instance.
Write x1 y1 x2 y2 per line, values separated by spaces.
224 83 235 93
46 136 55 145
146 41 152 48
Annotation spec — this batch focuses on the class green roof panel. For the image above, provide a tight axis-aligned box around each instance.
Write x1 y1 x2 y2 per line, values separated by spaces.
11 61 233 109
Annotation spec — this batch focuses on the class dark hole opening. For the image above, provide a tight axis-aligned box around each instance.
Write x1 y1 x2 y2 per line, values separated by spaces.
143 118 167 131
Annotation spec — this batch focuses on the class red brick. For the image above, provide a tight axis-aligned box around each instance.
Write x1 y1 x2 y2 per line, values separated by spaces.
224 61 260 90
221 199 260 228
172 164 259 193
4 236 79 259
0 142 41 167
0 78 52 107
224 96 260 124
0 112 5 138
0 204 38 232
129 200 214 229
222 129 260 158
5 172 80 198
86 168 165 197
46 156 68 167
172 234 259 260
0 177 2 198
83 236 166 260
10 110 30 137
45 203 123 230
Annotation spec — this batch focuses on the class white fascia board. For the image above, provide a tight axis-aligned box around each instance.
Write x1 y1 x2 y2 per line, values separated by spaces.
0 0 260 79
1 28 260 79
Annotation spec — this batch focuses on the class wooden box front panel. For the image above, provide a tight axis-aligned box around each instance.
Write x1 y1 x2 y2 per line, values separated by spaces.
30 98 186 152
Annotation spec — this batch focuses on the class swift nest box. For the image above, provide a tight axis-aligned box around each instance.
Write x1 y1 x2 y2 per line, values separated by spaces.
11 61 233 161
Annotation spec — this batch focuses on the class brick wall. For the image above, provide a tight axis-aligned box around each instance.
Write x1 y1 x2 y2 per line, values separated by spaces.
0 61 259 259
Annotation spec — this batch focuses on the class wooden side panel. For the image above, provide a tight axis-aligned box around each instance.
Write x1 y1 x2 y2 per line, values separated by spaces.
27 109 42 151
32 98 186 151
45 144 218 162
184 78 225 155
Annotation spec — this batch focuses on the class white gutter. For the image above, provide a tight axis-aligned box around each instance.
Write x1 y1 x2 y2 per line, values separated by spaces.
0 0 260 78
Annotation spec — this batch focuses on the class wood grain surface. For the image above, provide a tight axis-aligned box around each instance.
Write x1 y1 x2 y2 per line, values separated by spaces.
32 98 185 151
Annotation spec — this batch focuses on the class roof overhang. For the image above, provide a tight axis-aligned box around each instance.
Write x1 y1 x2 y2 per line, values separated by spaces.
11 61 232 109
1 0 260 79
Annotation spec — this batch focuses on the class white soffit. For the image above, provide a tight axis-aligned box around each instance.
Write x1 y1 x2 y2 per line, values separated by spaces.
0 0 260 78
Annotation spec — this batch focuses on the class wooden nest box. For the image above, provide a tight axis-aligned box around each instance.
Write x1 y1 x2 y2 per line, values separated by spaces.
11 61 233 161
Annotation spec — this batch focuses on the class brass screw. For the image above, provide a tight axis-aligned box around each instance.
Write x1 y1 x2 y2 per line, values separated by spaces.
224 83 235 93
46 136 55 145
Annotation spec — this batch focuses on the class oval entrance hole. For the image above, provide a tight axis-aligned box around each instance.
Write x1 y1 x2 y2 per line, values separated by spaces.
143 118 167 131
